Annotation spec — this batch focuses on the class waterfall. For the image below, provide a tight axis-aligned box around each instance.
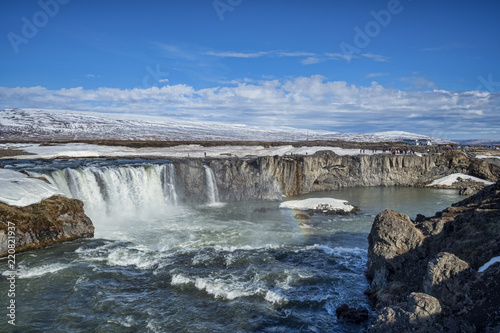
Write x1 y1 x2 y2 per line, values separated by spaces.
31 164 179 223
204 165 219 204
159 164 178 205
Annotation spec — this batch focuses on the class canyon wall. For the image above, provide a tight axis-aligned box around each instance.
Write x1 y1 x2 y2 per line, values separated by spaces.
173 150 499 202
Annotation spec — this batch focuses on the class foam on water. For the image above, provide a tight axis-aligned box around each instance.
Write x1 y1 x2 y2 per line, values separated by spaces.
105 248 160 269
265 290 289 305
11 263 71 279
171 273 258 300
171 273 290 305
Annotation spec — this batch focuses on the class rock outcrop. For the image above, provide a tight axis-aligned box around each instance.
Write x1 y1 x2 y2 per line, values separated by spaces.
172 150 499 201
0 195 94 257
366 180 500 332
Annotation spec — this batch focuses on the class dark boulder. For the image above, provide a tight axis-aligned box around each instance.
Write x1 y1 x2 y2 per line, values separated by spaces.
335 304 369 324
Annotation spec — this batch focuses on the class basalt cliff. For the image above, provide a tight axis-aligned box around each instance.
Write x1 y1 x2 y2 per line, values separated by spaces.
175 150 499 202
366 180 500 332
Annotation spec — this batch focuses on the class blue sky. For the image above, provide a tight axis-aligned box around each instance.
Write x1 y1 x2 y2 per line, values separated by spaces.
1 0 499 140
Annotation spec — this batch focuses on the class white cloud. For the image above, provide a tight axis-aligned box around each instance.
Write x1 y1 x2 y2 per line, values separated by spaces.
205 50 319 59
366 72 390 79
325 53 358 61
301 57 323 65
203 48 387 64
204 51 271 58
1 76 497 139
156 43 198 61
276 51 316 57
361 53 389 62
400 76 439 90
421 43 467 52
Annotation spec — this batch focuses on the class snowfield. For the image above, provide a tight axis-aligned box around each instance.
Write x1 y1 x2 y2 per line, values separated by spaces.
0 108 449 143
0 169 63 206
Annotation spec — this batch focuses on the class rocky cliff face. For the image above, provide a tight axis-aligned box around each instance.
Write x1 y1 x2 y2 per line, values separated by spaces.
171 150 499 202
366 181 500 332
0 195 94 257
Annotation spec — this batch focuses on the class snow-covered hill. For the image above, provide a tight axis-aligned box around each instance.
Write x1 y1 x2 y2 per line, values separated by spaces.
0 108 450 143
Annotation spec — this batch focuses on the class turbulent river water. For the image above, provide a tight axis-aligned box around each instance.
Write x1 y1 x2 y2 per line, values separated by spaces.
0 160 462 332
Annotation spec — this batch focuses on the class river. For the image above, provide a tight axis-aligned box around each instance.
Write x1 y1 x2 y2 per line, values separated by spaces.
0 160 462 332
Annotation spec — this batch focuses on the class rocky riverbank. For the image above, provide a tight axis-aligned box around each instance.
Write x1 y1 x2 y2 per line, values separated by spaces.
366 180 500 332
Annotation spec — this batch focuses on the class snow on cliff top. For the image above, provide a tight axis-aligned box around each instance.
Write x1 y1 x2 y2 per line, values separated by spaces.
0 169 63 207
0 142 387 159
475 155 500 160
279 198 355 214
427 173 494 186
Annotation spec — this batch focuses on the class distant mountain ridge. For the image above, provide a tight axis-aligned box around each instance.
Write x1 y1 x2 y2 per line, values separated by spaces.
0 108 451 143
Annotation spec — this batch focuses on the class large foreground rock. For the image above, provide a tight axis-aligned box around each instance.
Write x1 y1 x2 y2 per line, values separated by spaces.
366 180 500 332
0 195 94 257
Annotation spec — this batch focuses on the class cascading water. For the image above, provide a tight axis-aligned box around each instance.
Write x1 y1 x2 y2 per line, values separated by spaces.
160 163 178 205
31 164 180 235
204 164 220 204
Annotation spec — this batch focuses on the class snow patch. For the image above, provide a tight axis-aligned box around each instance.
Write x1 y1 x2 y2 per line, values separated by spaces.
478 256 500 273
427 173 494 187
475 155 500 160
0 169 63 206
279 198 355 214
